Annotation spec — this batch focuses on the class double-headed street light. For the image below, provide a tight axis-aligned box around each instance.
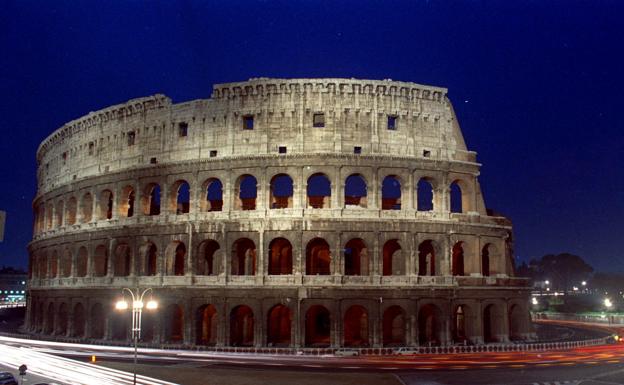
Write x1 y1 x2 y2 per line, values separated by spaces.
115 288 158 385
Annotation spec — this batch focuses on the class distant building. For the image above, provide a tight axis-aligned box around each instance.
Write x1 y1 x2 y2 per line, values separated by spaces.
0 267 27 303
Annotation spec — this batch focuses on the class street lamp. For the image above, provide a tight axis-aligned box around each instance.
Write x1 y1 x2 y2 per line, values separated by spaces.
115 288 158 385
604 298 613 309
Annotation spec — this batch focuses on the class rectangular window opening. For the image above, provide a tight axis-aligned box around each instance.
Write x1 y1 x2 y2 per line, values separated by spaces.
88 142 94 155
178 122 188 137
313 113 325 127
354 146 362 154
127 131 135 146
278 146 287 154
209 150 217 158
423 150 431 157
150 157 158 164
387 115 398 130
243 115 254 130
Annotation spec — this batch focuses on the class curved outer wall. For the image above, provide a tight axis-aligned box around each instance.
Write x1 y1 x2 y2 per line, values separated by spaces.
27 78 533 348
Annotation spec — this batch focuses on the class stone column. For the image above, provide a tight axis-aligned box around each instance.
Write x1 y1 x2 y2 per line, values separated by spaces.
184 300 193 345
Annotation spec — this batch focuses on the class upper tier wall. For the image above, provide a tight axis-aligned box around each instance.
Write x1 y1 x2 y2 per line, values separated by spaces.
35 78 475 194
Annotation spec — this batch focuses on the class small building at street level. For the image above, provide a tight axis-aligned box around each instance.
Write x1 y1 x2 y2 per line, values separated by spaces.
27 78 534 348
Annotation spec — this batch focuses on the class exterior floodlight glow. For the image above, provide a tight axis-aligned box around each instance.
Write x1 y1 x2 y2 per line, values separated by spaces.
531 297 538 305
573 286 578 291
146 300 158 310
582 281 587 286
546 287 550 292
545 280 550 285
605 298 613 308
115 300 128 310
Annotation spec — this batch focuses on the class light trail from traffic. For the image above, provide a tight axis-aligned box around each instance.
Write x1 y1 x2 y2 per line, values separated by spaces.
0 343 178 385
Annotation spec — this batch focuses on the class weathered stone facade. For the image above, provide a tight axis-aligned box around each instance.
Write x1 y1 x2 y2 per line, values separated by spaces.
27 78 533 348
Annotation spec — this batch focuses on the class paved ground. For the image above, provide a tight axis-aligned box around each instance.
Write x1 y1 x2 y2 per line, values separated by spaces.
98 360 403 385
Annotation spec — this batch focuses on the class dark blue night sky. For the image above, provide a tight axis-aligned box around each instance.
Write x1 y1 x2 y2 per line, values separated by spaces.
1 1 623 272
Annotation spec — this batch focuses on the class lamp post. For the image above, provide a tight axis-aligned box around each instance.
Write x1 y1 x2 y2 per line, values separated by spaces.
115 288 158 385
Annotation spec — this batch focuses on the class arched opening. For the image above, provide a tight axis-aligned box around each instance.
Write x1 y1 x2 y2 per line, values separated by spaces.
509 304 524 341
197 240 220 276
306 238 331 275
417 178 434 211
483 304 496 343
120 185 135 218
270 174 294 209
165 304 184 343
114 243 131 277
267 304 291 346
381 175 401 210
344 305 369 347
46 203 54 230
268 238 293 275
235 175 257 210
307 173 331 208
110 311 129 341
452 241 465 276
55 200 64 228
49 251 58 278
453 305 468 343
38 254 47 279
90 303 104 339
93 245 108 277
143 183 161 216
344 174 367 208
76 247 87 277
56 303 68 335
203 178 223 212
196 304 218 345
66 197 77 225
44 303 55 334
482 244 492 277
72 303 86 338
305 305 330 347
98 190 114 220
165 242 186 276
450 181 463 213
144 243 158 276
80 192 93 223
230 305 254 346
172 180 190 214
61 249 72 278
418 304 441 346
344 238 368 276
382 306 406 346
418 240 436 276
35 204 44 234
382 239 403 276
141 312 155 342
36 302 44 332
231 238 256 275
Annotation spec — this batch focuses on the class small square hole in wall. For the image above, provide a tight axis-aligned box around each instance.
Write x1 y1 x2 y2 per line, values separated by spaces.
243 115 254 130
313 113 325 127
210 150 217 157
387 115 397 130
423 150 431 157
278 146 287 154
178 122 188 137
127 131 135 146
354 146 362 154
150 157 158 164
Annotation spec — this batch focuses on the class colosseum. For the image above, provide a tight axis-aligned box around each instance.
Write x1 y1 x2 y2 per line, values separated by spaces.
27 78 533 349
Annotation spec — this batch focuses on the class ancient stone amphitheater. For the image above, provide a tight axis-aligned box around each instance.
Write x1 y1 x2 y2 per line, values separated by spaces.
27 78 533 349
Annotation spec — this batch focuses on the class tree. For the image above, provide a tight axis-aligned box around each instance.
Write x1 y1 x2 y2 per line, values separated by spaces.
522 253 593 291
